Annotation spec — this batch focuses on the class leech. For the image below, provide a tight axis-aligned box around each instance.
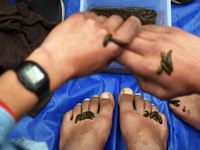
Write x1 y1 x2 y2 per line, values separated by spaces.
157 66 163 74
75 111 95 124
103 34 112 47
161 52 167 64
167 50 173 71
161 62 171 75
103 34 128 47
157 50 173 75
169 100 180 107
143 111 162 124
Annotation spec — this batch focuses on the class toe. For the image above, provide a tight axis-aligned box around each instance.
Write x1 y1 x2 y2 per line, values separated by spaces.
144 98 152 112
89 95 100 114
135 93 145 113
82 98 90 112
63 110 73 122
99 92 115 117
152 104 159 112
118 88 134 112
73 103 82 119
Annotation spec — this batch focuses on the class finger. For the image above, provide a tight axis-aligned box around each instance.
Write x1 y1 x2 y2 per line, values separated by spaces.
151 104 159 112
128 37 157 55
81 12 97 18
142 25 172 33
96 15 107 23
134 75 168 100
114 16 141 44
102 15 124 34
134 93 145 114
144 98 152 112
116 50 150 76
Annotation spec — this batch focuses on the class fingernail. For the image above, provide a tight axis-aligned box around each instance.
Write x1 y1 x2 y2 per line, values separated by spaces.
151 104 155 105
101 92 110 99
135 93 141 96
77 103 82 105
92 95 99 98
123 88 134 95
144 98 149 101
83 98 90 101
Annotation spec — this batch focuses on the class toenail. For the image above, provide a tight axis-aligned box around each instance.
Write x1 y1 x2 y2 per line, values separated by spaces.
83 98 90 101
92 95 99 98
123 88 134 95
135 93 141 96
144 98 149 101
77 103 82 105
101 93 110 99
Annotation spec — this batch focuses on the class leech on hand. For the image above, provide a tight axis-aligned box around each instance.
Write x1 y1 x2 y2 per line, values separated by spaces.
103 34 128 47
157 50 173 76
167 50 173 71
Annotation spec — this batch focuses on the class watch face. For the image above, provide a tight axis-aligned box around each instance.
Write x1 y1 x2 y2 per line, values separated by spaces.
21 64 45 87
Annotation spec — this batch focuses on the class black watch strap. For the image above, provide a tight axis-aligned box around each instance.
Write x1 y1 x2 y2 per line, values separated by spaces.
10 60 50 101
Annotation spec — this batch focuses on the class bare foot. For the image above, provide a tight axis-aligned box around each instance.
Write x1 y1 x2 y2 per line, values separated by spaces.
118 88 168 150
59 92 115 150
169 94 200 131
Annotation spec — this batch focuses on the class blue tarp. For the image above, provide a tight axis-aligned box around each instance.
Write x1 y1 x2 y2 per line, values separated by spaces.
9 0 200 150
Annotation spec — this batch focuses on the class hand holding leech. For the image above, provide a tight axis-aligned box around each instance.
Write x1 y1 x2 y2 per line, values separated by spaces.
117 25 200 99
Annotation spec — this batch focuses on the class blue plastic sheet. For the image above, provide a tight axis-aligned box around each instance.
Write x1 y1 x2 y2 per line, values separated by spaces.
9 0 200 150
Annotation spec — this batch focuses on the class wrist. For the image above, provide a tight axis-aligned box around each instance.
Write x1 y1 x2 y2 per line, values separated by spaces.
26 46 73 92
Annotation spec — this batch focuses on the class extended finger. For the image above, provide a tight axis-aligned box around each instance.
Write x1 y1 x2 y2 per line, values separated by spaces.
101 15 124 34
142 25 172 33
116 50 154 76
114 16 141 44
134 75 168 100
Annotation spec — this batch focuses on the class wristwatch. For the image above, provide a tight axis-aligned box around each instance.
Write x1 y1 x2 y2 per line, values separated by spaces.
10 60 50 101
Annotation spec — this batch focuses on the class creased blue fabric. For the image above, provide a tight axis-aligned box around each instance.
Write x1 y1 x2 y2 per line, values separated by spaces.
9 0 200 150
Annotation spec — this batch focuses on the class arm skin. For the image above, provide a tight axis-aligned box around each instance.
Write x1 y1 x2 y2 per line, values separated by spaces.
0 12 141 121
117 25 200 99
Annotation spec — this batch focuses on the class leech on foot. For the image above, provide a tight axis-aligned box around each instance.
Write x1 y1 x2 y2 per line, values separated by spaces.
103 34 128 47
143 111 162 124
75 111 95 124
169 100 180 107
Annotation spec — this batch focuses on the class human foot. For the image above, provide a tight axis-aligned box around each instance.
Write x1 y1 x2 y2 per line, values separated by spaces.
169 94 200 131
118 88 168 150
59 92 115 150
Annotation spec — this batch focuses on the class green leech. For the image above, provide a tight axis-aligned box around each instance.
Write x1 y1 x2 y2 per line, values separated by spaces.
75 111 95 124
103 34 112 47
161 52 167 64
161 62 171 75
110 38 128 47
103 34 128 47
169 100 180 104
167 50 173 71
157 66 163 74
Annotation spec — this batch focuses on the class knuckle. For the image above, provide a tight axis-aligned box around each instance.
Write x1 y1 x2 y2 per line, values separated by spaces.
110 14 124 22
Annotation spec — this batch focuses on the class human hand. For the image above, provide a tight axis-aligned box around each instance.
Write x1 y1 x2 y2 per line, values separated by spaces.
27 12 141 91
117 25 200 99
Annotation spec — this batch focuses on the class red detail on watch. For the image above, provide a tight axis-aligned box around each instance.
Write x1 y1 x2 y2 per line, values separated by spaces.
0 100 16 123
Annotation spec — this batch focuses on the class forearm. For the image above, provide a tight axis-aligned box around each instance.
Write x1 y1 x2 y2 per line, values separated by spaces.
0 47 72 121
